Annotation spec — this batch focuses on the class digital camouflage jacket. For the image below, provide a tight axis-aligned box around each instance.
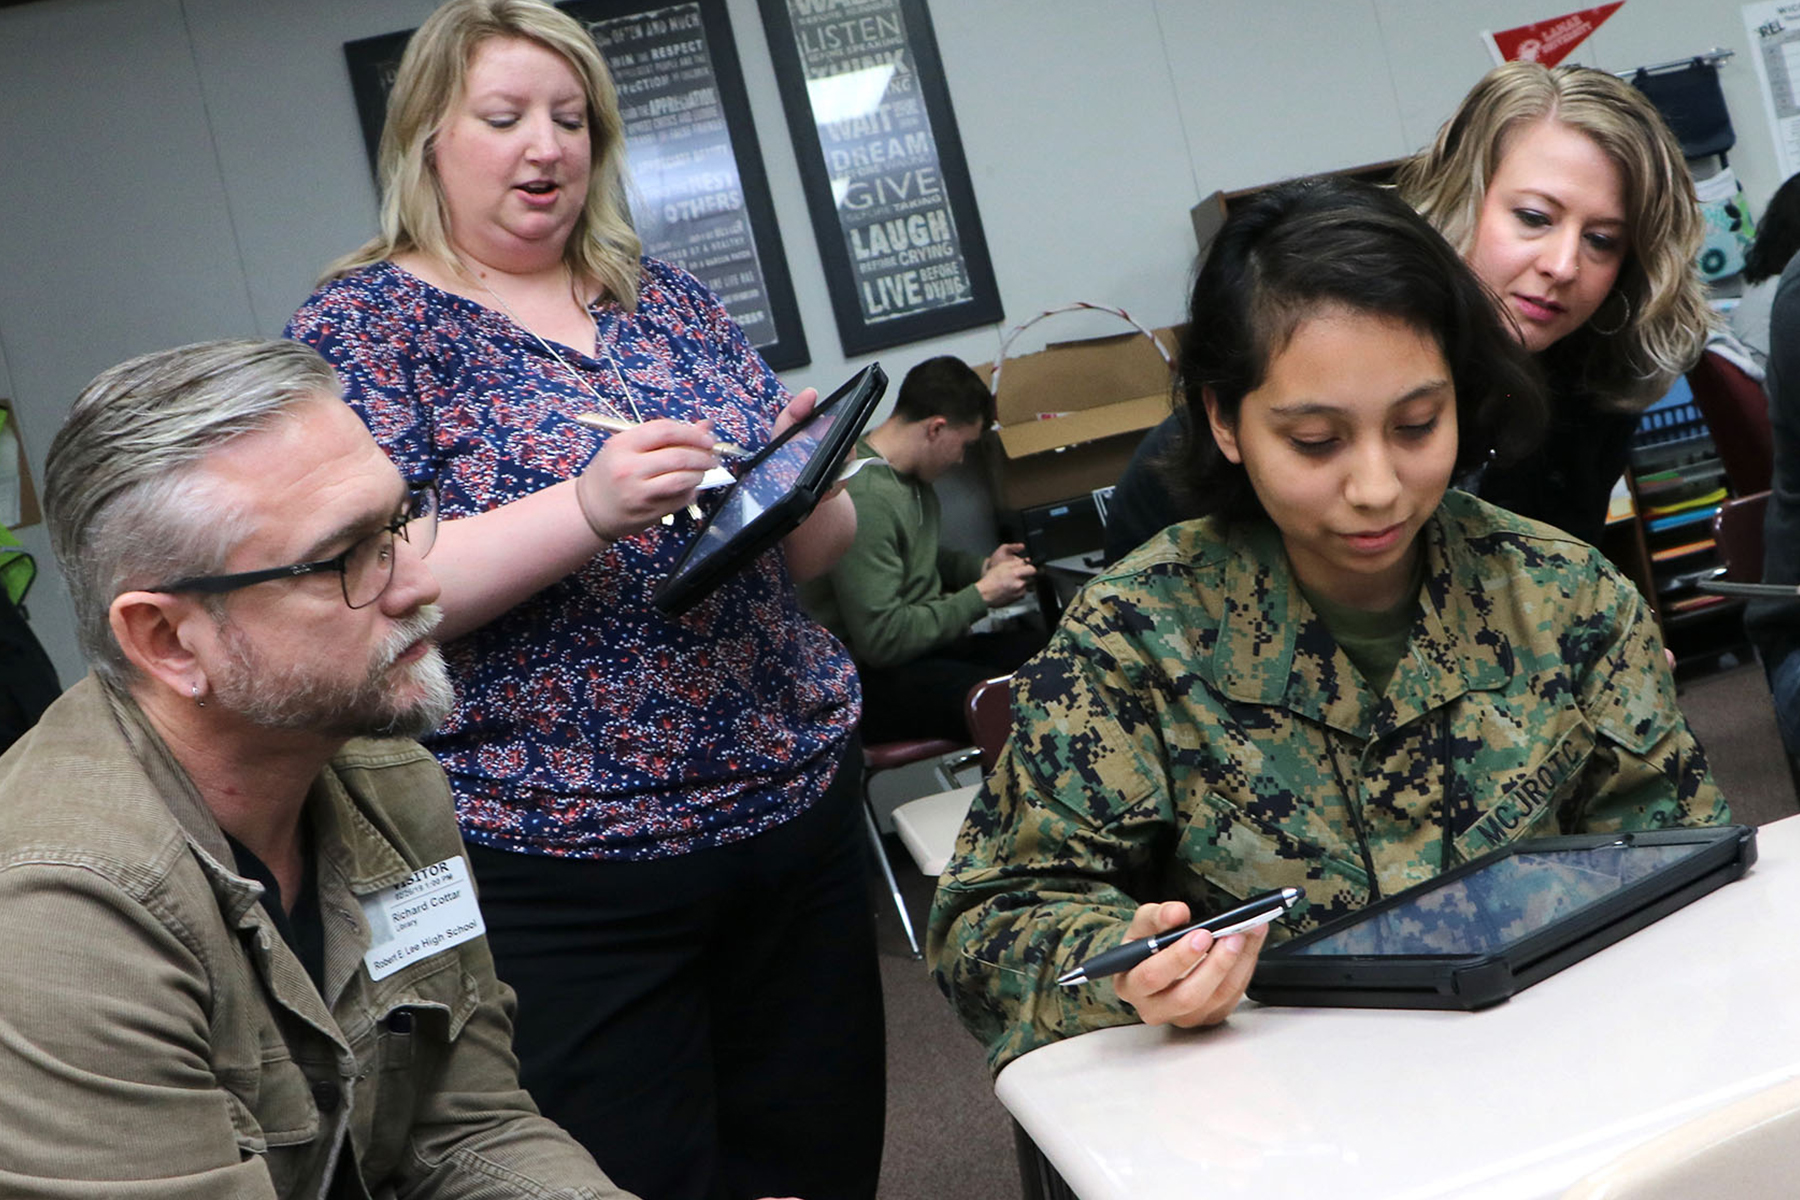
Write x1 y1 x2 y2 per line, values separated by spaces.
928 491 1729 1072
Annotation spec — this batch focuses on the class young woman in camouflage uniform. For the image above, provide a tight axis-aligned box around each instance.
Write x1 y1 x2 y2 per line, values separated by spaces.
928 177 1730 1073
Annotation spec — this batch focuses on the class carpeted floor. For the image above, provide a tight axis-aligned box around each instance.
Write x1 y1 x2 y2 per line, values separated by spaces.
1675 656 1800 827
871 857 1018 1200
866 655 1799 1199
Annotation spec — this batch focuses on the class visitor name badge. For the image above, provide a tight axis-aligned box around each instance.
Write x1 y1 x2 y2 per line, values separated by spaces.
361 856 486 981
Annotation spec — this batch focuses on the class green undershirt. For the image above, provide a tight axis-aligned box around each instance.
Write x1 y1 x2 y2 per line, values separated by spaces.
1294 555 1426 698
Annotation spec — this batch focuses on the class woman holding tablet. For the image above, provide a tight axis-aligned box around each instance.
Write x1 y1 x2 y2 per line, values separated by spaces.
928 177 1729 1073
286 1 880 1195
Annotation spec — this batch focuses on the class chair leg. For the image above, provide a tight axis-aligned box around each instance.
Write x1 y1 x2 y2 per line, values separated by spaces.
862 788 922 959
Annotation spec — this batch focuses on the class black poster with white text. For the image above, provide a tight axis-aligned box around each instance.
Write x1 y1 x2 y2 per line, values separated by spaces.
761 0 1000 354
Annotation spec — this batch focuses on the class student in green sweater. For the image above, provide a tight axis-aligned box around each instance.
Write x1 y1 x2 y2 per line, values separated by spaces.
801 357 1045 742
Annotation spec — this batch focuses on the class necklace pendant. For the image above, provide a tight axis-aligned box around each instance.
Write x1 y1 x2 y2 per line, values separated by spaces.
661 512 677 527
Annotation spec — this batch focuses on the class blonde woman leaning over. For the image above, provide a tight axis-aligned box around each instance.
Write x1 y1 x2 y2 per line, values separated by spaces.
1396 60 1711 545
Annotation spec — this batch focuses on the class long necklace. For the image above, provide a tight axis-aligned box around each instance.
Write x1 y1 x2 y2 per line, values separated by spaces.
462 259 709 527
462 260 646 425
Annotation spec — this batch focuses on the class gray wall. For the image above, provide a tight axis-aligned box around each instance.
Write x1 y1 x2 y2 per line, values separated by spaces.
0 0 1770 681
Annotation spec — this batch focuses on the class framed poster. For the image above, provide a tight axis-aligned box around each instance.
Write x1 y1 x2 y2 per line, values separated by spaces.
757 0 1001 356
342 29 411 179
341 0 809 370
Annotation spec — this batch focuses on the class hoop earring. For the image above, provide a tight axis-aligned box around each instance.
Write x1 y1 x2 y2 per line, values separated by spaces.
191 681 206 708
1587 291 1632 338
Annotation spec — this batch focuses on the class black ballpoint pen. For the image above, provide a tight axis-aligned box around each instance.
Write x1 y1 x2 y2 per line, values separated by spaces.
1056 886 1304 987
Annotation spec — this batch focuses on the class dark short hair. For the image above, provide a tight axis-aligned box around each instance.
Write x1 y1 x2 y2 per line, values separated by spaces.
1175 175 1548 522
893 356 994 427
1745 172 1800 285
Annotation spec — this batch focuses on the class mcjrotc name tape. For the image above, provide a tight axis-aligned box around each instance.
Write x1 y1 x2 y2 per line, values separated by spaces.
361 856 486 981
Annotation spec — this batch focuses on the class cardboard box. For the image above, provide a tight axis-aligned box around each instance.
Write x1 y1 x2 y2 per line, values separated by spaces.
1189 159 1404 253
976 325 1180 511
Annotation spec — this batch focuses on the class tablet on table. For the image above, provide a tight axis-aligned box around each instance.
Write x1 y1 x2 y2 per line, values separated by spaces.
1247 824 1757 1010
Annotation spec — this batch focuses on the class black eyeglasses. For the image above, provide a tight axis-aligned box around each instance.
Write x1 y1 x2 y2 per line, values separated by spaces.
150 485 439 610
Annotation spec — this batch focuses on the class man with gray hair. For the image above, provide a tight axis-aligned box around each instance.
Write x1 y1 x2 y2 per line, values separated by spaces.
0 340 634 1198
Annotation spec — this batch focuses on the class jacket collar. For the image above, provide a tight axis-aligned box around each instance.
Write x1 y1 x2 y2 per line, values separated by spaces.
101 678 416 897
102 679 419 1016
100 680 351 1033
1205 494 1514 737
103 679 257 917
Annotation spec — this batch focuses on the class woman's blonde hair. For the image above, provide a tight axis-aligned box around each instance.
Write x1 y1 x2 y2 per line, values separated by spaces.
325 0 642 308
1395 60 1711 410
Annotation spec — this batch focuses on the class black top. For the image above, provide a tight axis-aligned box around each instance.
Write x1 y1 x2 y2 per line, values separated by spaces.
1103 413 1196 565
224 831 326 992
0 591 58 755
1748 253 1800 664
1472 371 1639 549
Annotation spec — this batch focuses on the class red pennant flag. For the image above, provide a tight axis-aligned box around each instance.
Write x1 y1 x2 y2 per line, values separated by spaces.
1484 3 1625 67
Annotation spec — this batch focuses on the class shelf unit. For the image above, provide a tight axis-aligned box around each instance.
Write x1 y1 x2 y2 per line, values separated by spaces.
1613 392 1747 661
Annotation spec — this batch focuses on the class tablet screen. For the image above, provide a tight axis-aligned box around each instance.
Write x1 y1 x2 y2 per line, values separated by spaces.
1288 841 1709 957
672 368 878 583
679 420 819 575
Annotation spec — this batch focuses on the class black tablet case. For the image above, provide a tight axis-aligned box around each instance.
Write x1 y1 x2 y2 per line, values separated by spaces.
1247 825 1757 1011
653 363 887 617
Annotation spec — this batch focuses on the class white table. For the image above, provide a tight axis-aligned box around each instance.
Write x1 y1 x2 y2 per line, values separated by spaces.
996 815 1800 1200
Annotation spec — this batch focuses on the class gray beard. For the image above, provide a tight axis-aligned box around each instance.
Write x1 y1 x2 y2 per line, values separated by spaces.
211 603 455 740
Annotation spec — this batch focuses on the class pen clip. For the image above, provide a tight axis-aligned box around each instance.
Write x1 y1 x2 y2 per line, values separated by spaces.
1207 908 1284 939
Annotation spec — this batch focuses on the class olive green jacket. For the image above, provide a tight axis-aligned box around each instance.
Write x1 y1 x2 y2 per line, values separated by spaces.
800 438 987 668
0 676 630 1199
929 491 1729 1072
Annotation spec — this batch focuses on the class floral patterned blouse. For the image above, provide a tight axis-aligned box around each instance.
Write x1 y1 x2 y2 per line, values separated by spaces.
288 258 858 860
